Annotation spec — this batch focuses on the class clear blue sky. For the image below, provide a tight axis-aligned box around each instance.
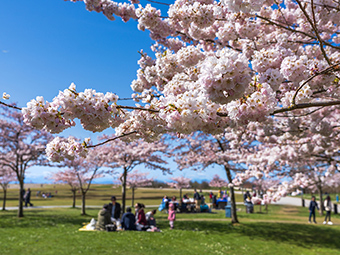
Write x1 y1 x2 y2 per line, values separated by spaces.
1 0 227 184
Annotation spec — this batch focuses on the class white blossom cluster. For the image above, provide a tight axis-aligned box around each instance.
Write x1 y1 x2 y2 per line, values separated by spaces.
46 136 88 162
22 83 121 133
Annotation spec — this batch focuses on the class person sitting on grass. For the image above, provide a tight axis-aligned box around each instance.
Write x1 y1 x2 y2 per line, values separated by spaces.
308 196 319 224
95 204 111 231
146 209 157 227
135 203 147 231
121 207 136 231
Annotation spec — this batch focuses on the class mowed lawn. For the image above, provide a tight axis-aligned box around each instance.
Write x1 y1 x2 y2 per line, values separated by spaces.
1 184 244 208
1 187 340 254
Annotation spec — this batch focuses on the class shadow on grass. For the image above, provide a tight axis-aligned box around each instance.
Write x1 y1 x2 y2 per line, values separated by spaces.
0 210 97 229
173 220 340 250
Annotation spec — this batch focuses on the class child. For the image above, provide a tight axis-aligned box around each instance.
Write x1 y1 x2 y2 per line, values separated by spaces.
168 202 176 230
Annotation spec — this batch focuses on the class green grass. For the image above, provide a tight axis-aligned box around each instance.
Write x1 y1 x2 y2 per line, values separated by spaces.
1 203 340 254
1 184 244 208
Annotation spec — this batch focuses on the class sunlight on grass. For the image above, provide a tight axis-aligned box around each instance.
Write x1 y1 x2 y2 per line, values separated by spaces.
1 187 340 254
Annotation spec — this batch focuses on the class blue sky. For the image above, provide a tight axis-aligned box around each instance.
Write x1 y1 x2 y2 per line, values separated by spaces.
1 0 228 184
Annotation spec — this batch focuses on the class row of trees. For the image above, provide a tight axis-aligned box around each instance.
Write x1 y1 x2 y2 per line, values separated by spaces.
2 102 340 222
0 107 232 216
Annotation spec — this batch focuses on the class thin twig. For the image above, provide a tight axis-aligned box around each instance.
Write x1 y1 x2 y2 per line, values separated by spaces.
273 100 340 114
292 62 340 105
87 131 138 148
296 0 332 65
146 0 170 6
116 105 159 113
0 101 22 110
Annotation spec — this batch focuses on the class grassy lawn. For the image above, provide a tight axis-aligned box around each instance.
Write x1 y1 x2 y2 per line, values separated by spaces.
1 201 340 254
1 184 244 208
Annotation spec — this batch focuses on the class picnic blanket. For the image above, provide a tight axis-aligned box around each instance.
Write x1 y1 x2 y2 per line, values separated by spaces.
78 218 96 231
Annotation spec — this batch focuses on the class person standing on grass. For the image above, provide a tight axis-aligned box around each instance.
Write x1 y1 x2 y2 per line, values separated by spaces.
194 189 201 212
323 196 333 225
209 191 213 203
24 188 33 207
168 202 176 230
308 196 319 224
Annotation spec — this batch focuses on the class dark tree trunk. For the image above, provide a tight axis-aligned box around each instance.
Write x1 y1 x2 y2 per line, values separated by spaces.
225 166 239 224
180 188 182 201
318 186 324 216
18 180 24 217
81 191 86 215
131 187 135 208
121 168 127 214
72 189 76 208
2 186 7 210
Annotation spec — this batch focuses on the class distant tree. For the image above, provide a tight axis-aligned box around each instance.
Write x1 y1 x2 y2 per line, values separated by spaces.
116 170 153 207
0 106 52 217
54 143 105 215
150 180 167 188
0 166 16 210
167 176 191 199
200 181 210 190
51 169 79 208
100 137 169 213
209 174 228 189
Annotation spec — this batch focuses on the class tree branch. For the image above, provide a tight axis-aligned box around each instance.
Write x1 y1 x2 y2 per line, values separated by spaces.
272 100 340 114
0 101 21 110
292 62 340 105
116 105 159 113
296 0 332 65
87 131 138 148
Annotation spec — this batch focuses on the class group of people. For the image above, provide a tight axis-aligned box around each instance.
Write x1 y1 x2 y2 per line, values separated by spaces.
308 195 333 225
22 188 33 207
161 190 210 213
95 196 164 232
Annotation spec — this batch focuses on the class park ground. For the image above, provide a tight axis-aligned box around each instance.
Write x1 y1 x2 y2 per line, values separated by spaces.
1 185 340 254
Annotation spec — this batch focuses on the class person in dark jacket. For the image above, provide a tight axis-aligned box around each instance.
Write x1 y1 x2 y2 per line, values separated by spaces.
96 204 111 231
121 207 136 231
107 196 121 222
24 188 33 207
193 190 201 212
308 196 319 224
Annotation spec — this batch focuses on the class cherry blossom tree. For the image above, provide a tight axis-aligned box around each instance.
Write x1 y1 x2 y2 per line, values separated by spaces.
10 0 339 145
167 176 191 199
231 105 340 208
0 106 52 217
55 144 105 215
209 174 228 189
51 169 80 208
0 166 16 210
173 131 254 223
115 170 153 207
3 0 340 216
100 137 169 213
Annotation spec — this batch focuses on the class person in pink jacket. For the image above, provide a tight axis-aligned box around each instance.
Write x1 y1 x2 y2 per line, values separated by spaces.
168 202 176 230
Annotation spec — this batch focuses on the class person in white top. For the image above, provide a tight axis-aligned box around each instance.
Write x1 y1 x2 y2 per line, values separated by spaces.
323 196 333 225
